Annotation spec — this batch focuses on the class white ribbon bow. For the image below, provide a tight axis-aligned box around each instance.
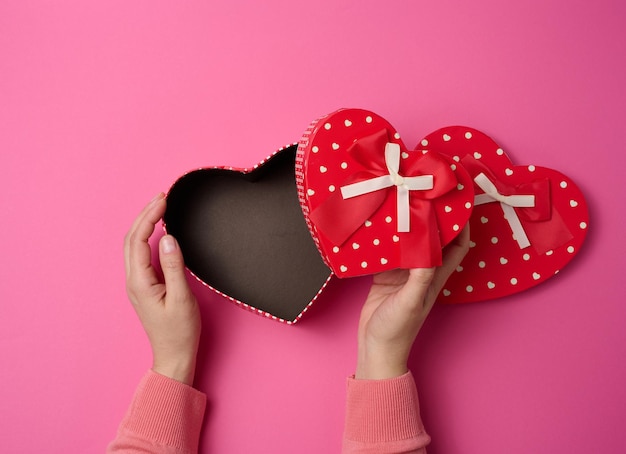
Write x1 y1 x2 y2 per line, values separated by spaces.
340 143 434 232
473 172 535 249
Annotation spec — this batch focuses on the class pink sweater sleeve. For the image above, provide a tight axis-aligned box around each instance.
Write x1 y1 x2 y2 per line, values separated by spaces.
342 372 430 454
107 370 207 454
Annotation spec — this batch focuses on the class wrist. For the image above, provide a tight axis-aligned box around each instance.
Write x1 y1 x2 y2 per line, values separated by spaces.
355 344 409 380
152 357 197 386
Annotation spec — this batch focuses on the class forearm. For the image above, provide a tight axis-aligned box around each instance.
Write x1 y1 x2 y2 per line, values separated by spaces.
107 370 207 454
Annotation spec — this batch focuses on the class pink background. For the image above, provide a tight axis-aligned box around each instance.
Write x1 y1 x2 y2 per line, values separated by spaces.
1 1 625 452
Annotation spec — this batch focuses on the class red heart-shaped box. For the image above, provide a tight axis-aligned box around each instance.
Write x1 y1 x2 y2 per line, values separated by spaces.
164 145 332 324
422 126 589 303
296 109 474 277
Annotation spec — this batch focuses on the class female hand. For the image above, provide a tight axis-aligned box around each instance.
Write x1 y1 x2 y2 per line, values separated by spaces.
124 193 201 385
355 226 470 379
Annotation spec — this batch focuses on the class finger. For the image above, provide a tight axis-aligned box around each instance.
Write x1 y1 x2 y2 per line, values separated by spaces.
159 235 193 304
431 224 470 293
124 193 165 277
126 195 166 284
128 193 165 242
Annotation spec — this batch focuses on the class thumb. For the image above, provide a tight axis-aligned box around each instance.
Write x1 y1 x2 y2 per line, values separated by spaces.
398 268 436 310
159 235 191 301
406 268 436 293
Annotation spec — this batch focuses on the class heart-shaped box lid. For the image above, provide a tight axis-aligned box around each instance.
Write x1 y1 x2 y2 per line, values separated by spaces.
422 126 590 303
296 108 474 278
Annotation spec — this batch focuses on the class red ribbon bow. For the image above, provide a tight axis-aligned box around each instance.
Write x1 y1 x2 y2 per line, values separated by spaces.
309 129 458 267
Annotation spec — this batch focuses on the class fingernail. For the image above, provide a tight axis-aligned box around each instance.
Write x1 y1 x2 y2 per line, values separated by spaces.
161 235 176 254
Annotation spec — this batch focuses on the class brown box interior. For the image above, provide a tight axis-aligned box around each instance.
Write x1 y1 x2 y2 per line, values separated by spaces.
164 146 332 322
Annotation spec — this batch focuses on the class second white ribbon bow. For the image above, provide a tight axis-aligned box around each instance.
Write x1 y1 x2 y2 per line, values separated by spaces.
473 172 535 249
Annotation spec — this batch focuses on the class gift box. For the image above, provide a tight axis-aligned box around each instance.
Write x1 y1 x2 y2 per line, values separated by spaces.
164 110 589 322
164 144 332 324
296 108 474 278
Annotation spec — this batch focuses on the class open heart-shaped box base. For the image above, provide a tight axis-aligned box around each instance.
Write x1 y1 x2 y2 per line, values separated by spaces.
164 145 332 323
